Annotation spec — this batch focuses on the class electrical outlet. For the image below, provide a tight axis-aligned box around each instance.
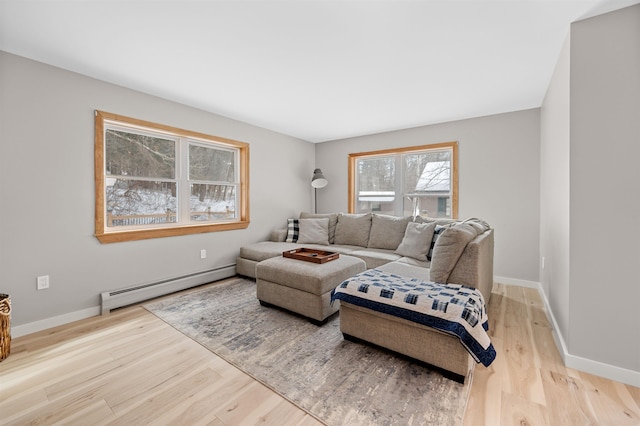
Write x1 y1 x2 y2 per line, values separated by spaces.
37 275 50 290
200 249 207 259
541 256 545 269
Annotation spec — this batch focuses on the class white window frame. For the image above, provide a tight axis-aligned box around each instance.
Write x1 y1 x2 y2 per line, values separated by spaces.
95 110 250 243
348 142 458 219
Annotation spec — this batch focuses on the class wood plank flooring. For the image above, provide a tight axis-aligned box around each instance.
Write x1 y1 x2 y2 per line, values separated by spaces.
1 281 638 425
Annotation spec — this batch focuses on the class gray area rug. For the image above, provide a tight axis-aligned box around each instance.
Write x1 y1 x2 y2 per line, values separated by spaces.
144 277 471 425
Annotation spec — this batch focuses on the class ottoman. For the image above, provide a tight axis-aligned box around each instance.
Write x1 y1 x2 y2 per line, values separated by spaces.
256 254 366 325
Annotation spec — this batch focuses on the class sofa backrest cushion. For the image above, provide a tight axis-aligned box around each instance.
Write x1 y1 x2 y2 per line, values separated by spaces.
297 218 330 245
299 212 338 244
367 214 411 250
429 222 480 283
334 213 372 247
394 221 436 260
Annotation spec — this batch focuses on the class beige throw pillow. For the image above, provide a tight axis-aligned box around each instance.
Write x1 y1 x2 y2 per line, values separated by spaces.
367 214 411 250
429 223 479 283
299 212 338 243
334 213 372 247
297 218 330 245
394 221 436 260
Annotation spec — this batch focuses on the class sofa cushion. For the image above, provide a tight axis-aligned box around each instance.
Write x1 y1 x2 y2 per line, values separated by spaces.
347 248 403 269
285 218 299 243
240 241 303 262
270 228 287 242
297 218 330 245
395 256 430 268
429 223 479 283
367 214 411 250
377 261 430 281
334 213 372 247
394 221 436 260
300 212 338 244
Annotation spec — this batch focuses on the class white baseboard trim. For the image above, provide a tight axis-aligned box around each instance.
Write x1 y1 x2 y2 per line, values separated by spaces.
565 352 640 388
11 306 101 339
12 266 237 339
493 275 539 288
496 276 640 388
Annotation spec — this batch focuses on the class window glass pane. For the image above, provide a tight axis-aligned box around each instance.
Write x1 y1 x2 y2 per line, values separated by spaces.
189 144 236 182
403 150 451 194
190 184 236 221
357 157 395 192
106 178 177 227
403 195 451 218
105 129 176 179
356 156 395 214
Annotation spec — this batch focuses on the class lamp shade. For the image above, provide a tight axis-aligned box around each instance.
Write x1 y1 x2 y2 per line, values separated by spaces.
311 168 328 188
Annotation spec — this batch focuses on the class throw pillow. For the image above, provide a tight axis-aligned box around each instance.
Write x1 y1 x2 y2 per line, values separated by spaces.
299 212 338 244
297 218 330 245
429 223 479 283
334 213 372 247
367 214 411 250
427 224 449 260
394 221 436 260
285 218 299 243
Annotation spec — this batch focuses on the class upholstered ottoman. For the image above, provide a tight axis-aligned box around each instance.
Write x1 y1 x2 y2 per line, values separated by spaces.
255 254 366 324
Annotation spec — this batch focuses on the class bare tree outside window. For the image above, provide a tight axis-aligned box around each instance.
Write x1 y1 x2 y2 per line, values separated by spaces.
105 129 177 223
95 111 250 243
403 151 452 217
188 144 237 221
349 142 457 219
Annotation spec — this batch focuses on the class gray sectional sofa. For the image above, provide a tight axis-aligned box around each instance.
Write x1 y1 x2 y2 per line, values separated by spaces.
237 211 494 302
236 211 494 382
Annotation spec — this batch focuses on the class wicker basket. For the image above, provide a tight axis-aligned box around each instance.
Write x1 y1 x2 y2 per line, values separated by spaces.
0 294 10 361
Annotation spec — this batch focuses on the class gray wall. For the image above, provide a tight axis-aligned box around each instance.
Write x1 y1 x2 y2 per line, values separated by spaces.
540 35 571 341
315 110 541 282
541 4 639 376
569 5 639 372
0 51 315 329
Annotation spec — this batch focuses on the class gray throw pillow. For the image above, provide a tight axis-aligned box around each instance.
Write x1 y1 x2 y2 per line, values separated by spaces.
299 212 338 243
334 213 372 247
394 221 436 260
297 218 330 245
429 223 479 283
367 214 411 250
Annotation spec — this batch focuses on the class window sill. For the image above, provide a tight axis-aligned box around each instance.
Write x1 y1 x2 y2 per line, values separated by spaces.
95 220 250 243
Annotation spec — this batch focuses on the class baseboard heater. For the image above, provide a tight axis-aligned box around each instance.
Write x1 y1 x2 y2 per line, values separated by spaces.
100 264 236 315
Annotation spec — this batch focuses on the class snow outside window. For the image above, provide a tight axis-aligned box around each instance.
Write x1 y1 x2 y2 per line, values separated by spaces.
95 111 249 243
349 142 458 219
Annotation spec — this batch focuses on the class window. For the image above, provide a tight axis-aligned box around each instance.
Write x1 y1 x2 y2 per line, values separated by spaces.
348 142 458 219
95 111 249 243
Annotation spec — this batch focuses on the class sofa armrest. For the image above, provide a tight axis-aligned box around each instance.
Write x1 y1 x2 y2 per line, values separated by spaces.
448 229 494 303
270 229 287 242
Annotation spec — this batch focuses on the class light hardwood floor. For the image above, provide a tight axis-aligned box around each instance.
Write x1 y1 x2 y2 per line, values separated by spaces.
1 281 638 425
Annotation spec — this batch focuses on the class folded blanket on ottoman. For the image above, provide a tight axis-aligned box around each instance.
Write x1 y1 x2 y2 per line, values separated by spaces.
331 269 496 367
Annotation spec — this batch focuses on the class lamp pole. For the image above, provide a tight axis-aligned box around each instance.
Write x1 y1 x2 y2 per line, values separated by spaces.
311 168 328 213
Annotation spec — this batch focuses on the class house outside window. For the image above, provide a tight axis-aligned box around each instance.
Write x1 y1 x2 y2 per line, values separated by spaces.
95 111 249 243
348 142 458 219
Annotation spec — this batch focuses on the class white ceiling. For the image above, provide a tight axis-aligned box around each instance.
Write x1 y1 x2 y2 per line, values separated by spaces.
0 0 635 142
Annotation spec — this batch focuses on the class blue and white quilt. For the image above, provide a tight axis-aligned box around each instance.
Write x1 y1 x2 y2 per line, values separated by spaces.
331 269 496 367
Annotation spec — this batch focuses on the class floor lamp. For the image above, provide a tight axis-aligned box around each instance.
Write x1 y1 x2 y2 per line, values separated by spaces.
311 168 328 213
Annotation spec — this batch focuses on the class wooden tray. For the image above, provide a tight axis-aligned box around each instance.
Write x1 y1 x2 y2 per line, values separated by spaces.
282 248 339 264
